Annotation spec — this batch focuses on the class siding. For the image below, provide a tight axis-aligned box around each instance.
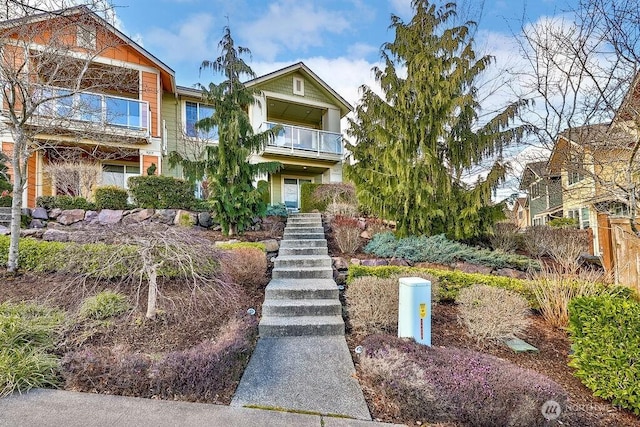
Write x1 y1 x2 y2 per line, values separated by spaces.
548 178 563 209
161 92 183 178
142 155 159 175
27 154 36 207
141 71 159 137
258 72 334 105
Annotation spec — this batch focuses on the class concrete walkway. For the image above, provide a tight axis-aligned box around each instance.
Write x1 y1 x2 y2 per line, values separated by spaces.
232 213 371 420
0 389 404 427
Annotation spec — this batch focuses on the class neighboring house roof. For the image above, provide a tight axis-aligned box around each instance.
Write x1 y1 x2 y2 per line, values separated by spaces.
0 5 176 93
519 160 549 189
612 71 640 124
245 62 353 117
511 196 528 213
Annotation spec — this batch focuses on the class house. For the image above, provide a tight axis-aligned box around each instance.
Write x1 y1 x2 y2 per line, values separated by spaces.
246 63 352 209
519 161 563 226
547 123 639 257
0 8 352 210
512 197 529 229
0 6 174 207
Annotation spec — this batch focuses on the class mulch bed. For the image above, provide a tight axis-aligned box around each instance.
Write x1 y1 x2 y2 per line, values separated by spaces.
346 303 639 426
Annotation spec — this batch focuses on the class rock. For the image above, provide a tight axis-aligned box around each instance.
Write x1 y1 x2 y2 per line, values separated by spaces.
173 210 197 226
97 209 123 225
350 258 361 266
124 208 141 216
389 258 411 267
360 230 372 240
333 269 347 285
414 262 453 270
48 208 62 219
361 258 389 267
454 261 493 275
252 216 261 225
122 208 154 225
0 225 10 235
332 257 349 271
260 239 280 253
31 207 48 220
357 219 367 230
42 229 69 242
21 229 43 238
21 208 31 217
494 268 528 279
152 209 176 224
84 210 98 223
197 212 213 228
28 219 46 229
57 209 85 225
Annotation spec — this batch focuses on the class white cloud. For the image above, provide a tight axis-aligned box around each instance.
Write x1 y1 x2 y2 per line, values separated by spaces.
144 14 216 64
238 0 350 61
388 0 413 18
347 42 379 59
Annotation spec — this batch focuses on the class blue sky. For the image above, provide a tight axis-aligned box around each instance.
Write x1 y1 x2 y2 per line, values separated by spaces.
113 0 577 107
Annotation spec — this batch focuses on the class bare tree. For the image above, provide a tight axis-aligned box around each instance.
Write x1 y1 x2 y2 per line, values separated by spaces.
0 2 143 272
512 0 640 234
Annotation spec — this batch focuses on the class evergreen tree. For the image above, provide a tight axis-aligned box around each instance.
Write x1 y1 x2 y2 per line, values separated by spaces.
170 27 281 236
346 0 528 239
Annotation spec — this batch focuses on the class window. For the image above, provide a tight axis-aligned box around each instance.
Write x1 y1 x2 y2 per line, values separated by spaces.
185 101 217 140
531 181 543 199
567 208 590 229
293 77 305 96
102 164 140 189
533 217 543 226
568 170 584 185
77 25 96 49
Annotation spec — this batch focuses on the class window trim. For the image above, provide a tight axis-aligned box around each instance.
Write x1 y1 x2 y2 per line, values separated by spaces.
76 24 96 50
293 77 305 96
184 101 217 140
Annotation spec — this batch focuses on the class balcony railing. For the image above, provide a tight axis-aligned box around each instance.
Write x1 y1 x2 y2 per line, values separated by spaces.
35 86 150 134
264 121 342 156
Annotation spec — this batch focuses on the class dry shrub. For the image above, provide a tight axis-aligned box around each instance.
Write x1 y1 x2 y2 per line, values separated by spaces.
528 266 602 328
325 202 358 219
359 335 568 426
312 182 356 205
546 228 591 274
522 225 554 257
365 218 389 238
346 273 438 335
489 221 521 253
332 216 362 254
456 284 530 343
221 247 268 289
44 161 102 200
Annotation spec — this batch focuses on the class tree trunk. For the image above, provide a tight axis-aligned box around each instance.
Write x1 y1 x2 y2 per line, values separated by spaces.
6 143 24 273
146 263 158 319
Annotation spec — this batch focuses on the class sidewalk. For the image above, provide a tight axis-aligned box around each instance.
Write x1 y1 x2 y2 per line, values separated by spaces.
0 389 404 427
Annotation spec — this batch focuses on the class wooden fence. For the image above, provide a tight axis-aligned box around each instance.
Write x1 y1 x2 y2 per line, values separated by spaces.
607 217 640 294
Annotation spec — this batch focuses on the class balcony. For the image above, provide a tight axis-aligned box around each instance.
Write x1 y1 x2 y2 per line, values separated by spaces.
34 86 150 136
263 121 343 159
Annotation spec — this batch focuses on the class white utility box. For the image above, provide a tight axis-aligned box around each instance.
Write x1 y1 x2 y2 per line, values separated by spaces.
398 277 431 346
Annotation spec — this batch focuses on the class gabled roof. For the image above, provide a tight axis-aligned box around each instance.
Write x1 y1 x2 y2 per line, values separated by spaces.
519 160 549 190
245 62 353 117
612 71 640 124
512 196 528 212
0 5 176 93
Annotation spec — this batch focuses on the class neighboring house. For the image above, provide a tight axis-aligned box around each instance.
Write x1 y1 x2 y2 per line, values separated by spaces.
512 197 529 229
519 161 563 226
548 123 639 257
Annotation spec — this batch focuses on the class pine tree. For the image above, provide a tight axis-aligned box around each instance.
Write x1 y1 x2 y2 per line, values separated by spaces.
170 27 281 236
346 0 528 239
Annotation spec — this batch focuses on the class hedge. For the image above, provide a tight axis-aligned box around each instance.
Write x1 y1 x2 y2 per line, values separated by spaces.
300 183 324 213
94 186 129 210
568 295 640 414
128 175 196 210
347 265 537 308
36 195 95 211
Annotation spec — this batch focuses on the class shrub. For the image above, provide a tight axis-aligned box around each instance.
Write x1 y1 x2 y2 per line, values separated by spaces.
0 302 64 397
456 284 530 343
346 273 438 335
221 247 267 289
300 183 323 212
325 202 358 218
522 226 554 257
347 265 537 308
364 232 539 271
265 203 288 217
94 186 129 210
548 217 578 228
0 195 11 207
359 335 567 426
60 317 258 402
312 183 356 206
489 221 521 253
568 295 640 414
546 228 591 274
215 241 266 252
257 180 270 205
54 195 95 210
79 291 130 320
332 216 361 254
36 195 57 210
128 175 196 209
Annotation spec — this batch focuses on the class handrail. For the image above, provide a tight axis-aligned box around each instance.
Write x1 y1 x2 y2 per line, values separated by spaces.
263 121 342 155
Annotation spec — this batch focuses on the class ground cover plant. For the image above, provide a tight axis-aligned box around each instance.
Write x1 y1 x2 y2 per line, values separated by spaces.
364 232 539 271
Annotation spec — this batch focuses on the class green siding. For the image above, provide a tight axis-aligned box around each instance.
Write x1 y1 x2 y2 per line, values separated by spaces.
271 173 282 204
161 92 183 178
256 72 333 105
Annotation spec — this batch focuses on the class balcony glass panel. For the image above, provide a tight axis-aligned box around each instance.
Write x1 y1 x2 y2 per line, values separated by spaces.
265 121 342 155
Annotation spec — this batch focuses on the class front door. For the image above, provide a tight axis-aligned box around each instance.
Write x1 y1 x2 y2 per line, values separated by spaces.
283 178 312 210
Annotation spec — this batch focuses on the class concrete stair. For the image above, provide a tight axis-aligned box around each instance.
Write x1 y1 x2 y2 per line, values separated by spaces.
259 213 344 337
0 207 10 227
